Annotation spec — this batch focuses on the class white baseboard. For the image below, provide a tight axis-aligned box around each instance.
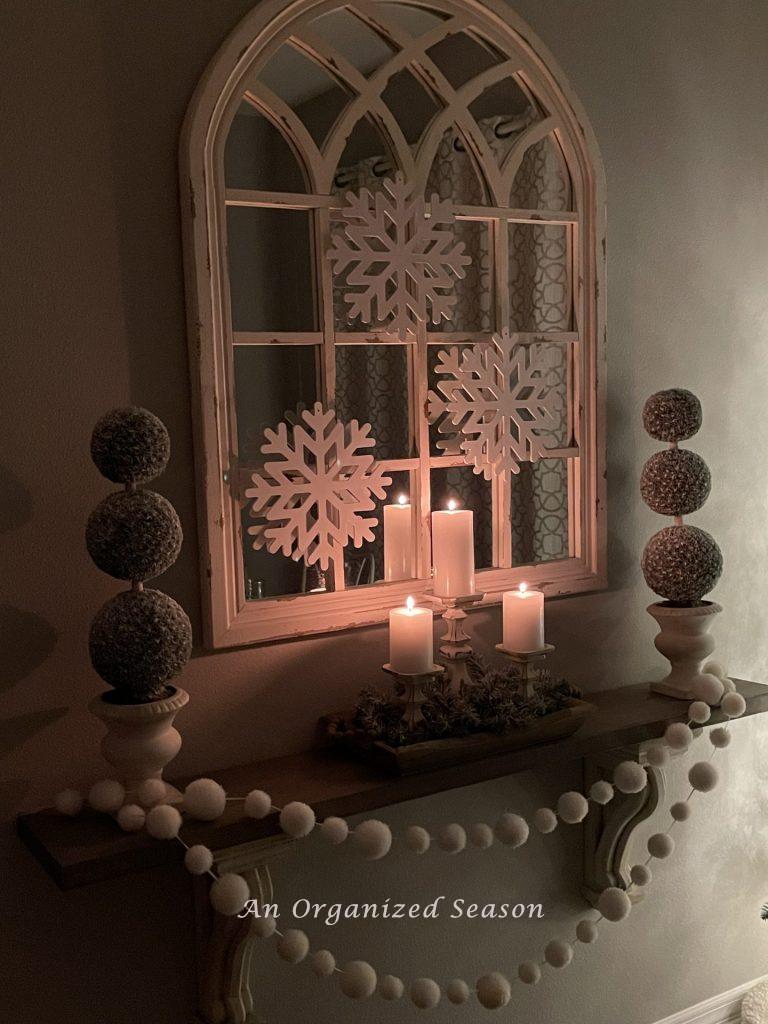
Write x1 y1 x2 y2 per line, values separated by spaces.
652 975 768 1024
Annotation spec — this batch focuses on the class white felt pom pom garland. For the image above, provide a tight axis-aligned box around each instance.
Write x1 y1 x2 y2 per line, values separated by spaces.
56 684 739 1013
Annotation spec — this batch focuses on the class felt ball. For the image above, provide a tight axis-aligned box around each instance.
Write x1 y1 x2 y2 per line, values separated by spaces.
689 700 712 724
476 972 511 1009
576 919 599 943
557 791 589 824
437 823 466 854
146 803 182 839
589 781 614 805
518 961 541 985
533 808 558 834
183 779 226 821
340 961 377 999
116 803 146 832
210 873 249 916
89 588 192 701
648 833 674 859
703 659 728 681
544 940 573 969
695 675 725 705
184 844 214 875
86 490 182 583
378 975 404 1001
670 802 692 822
91 406 170 484
640 449 711 517
353 819 392 860
642 389 702 442
88 779 126 813
410 978 441 1010
320 816 349 844
597 887 632 922
665 722 693 750
312 950 336 978
276 929 310 964
614 761 647 794
447 979 470 1004
244 789 272 819
721 677 737 693
722 691 746 718
646 744 669 768
630 864 652 886
55 789 84 816
710 726 732 749
689 761 719 792
279 801 316 838
405 825 431 854
252 915 277 938
468 823 494 849
642 525 722 603
137 778 168 807
495 812 529 847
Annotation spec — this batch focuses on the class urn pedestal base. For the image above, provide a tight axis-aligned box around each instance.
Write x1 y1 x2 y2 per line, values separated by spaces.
89 686 189 803
647 602 722 700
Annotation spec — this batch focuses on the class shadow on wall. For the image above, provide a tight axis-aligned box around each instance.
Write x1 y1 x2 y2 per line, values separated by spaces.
0 463 33 534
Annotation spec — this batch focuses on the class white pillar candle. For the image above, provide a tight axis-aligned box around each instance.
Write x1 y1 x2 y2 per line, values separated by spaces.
431 501 475 598
384 494 412 582
503 583 545 652
389 597 433 674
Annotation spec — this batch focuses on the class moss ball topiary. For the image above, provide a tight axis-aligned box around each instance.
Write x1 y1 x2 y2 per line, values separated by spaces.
86 490 182 582
642 525 722 603
642 389 702 442
640 449 711 517
91 407 170 484
89 588 192 701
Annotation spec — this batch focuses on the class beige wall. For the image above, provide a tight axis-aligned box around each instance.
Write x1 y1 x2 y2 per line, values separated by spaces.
2 2 768 1022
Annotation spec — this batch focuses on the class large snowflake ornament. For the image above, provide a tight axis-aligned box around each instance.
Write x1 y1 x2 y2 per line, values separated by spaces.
328 174 471 340
428 329 560 480
244 404 392 570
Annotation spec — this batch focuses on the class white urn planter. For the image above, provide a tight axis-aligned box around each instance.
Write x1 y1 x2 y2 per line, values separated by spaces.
89 686 189 802
647 602 722 700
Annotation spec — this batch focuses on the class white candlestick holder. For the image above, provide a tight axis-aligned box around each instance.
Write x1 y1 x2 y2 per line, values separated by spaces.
382 663 444 731
495 642 555 699
418 593 485 692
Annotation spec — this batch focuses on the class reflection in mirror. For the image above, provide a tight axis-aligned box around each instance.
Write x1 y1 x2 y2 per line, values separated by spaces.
510 134 571 211
347 470 412 588
425 30 505 90
508 222 570 332
335 345 411 461
308 9 396 74
227 207 316 332
224 103 308 192
431 466 493 570
512 458 570 565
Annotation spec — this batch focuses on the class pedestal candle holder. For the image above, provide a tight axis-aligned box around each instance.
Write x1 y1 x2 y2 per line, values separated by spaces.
382 663 444 730
495 643 555 699
418 593 485 692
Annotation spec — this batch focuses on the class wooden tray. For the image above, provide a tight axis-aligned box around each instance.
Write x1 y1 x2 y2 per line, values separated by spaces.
322 698 595 776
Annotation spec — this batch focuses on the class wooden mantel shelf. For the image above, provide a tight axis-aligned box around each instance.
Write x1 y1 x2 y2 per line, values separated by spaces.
18 680 768 890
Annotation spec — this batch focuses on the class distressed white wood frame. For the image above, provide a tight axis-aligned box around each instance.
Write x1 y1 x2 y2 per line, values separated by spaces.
180 0 607 649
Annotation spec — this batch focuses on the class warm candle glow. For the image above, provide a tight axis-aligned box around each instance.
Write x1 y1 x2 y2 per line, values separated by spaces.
398 494 408 505
406 595 415 612
520 581 528 594
447 498 458 511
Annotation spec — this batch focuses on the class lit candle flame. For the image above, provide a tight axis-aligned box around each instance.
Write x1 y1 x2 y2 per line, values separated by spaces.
406 595 415 612
398 494 408 505
447 498 458 511
520 581 528 594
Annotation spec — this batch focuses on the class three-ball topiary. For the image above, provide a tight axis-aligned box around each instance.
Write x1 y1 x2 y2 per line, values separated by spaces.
87 407 191 703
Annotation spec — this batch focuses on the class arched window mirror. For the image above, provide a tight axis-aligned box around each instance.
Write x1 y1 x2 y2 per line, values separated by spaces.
181 0 606 648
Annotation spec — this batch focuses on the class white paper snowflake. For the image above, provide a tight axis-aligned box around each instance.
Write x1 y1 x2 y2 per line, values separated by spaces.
244 403 392 570
428 329 560 480
328 174 471 340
